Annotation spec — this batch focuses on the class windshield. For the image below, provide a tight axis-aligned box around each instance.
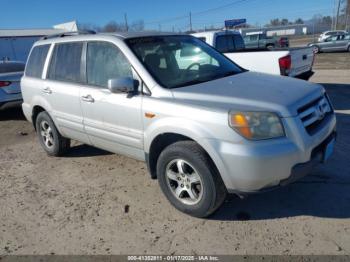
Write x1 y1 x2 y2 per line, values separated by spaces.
126 35 243 89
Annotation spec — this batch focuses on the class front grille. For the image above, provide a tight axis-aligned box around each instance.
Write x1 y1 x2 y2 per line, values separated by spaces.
298 95 333 135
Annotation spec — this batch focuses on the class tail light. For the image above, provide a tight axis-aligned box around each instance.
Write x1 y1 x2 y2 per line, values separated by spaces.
279 55 291 76
278 38 283 46
0 81 11 88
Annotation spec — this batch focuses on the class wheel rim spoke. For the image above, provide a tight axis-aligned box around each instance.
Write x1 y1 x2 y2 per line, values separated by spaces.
186 188 197 200
167 170 179 181
45 138 51 147
175 186 184 198
176 160 185 174
189 172 200 185
41 121 47 131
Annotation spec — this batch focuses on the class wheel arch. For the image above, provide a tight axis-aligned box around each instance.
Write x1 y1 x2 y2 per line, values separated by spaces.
145 130 227 190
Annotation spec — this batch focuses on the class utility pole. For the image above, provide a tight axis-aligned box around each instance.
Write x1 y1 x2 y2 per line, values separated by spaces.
124 13 129 32
189 12 192 32
331 0 336 30
335 0 341 30
158 24 161 32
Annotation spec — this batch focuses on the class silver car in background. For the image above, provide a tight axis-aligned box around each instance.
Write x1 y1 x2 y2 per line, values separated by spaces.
0 61 25 110
318 30 348 42
309 34 350 53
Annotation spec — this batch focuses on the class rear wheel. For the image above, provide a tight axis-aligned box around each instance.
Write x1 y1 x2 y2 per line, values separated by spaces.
266 44 275 50
35 111 70 156
313 45 320 53
157 141 227 218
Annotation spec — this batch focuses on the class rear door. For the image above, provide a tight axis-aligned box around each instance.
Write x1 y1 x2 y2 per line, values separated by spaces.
334 35 349 51
44 41 89 143
80 41 144 159
244 35 259 49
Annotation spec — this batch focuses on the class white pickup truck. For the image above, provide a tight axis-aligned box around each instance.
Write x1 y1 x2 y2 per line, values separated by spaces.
192 31 315 80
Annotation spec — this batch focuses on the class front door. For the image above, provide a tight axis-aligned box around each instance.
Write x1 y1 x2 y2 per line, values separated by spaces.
80 41 144 160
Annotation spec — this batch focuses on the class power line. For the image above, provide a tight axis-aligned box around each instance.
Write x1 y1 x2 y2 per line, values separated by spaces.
143 0 254 26
192 0 249 16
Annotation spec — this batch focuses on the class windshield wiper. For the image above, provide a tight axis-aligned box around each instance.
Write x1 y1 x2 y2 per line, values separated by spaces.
219 71 239 78
171 77 211 89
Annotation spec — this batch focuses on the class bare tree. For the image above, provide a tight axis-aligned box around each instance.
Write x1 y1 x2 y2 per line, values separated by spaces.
130 20 145 31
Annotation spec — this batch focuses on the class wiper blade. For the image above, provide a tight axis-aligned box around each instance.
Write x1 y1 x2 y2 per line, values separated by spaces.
171 78 209 88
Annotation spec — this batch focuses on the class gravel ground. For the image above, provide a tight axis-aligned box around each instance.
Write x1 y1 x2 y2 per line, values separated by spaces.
0 54 349 255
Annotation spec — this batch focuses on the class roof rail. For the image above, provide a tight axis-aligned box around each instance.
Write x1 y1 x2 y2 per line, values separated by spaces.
41 30 96 40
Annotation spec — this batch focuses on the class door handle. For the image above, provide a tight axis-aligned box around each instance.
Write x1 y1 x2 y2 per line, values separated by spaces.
81 94 95 103
42 87 52 94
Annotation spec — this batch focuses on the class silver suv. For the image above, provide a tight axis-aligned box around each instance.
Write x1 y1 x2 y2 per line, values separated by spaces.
21 31 336 217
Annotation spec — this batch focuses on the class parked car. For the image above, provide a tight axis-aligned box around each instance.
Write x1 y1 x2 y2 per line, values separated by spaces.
193 31 314 80
243 33 278 50
309 34 350 53
22 31 336 217
318 30 348 42
0 61 25 110
278 36 289 48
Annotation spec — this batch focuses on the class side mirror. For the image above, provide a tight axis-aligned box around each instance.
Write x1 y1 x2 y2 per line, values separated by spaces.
107 77 139 94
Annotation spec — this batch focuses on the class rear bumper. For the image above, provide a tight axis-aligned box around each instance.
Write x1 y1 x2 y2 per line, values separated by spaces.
0 89 22 110
294 70 314 81
0 99 23 110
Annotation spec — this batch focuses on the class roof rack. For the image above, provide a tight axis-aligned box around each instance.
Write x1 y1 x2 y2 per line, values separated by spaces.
41 30 96 40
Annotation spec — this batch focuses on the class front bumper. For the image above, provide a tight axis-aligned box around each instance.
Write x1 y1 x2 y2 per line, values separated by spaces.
204 114 336 193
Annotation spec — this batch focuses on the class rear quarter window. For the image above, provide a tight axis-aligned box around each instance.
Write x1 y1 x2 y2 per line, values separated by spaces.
48 42 83 83
25 45 50 78
216 34 244 52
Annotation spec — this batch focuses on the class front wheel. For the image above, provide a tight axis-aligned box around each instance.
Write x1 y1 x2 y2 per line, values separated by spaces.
35 111 70 156
157 141 227 217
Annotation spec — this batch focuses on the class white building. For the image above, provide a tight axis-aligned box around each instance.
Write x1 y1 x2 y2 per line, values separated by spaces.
0 21 78 62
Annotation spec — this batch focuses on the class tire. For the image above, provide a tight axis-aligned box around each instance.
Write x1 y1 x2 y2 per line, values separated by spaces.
313 45 320 54
348 46 350 52
157 141 227 218
266 44 274 50
35 111 70 156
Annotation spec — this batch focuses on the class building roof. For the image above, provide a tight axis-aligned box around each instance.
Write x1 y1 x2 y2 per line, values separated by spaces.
0 21 77 37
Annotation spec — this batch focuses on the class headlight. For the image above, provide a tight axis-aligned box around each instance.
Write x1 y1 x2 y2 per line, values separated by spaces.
229 111 285 140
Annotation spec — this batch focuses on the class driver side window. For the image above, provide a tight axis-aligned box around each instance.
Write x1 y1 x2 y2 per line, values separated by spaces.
86 41 132 88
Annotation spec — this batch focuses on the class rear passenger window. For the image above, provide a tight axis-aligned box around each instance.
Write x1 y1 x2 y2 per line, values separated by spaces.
216 35 234 53
48 42 83 83
233 35 245 51
86 42 132 88
25 45 50 78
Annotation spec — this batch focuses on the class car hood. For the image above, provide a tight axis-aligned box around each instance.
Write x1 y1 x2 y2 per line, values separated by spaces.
171 71 324 117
